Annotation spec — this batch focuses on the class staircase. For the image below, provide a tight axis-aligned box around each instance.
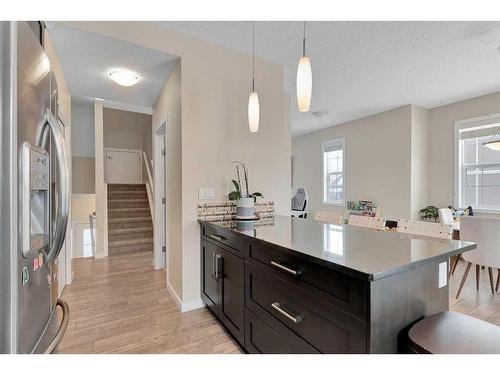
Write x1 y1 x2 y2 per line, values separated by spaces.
107 184 153 255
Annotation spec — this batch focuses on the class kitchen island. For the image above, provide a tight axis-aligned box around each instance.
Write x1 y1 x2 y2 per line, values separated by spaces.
198 215 475 353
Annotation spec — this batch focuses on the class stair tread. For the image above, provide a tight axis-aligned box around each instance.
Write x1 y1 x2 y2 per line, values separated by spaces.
108 216 151 223
108 199 148 203
108 190 146 193
108 237 153 247
108 207 149 213
109 227 153 235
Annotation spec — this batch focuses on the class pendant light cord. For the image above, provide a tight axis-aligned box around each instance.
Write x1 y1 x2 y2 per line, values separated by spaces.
303 21 306 57
252 21 255 92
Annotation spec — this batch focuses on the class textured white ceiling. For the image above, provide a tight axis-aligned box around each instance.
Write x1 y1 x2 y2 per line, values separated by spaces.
158 21 500 136
48 24 178 107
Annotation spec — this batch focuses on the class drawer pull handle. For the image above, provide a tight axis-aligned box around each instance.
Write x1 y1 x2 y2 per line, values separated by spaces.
270 261 301 276
271 302 302 324
212 253 222 280
209 234 226 242
212 252 217 280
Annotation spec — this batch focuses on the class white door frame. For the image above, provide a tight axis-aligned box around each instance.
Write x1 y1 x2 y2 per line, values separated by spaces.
153 120 167 270
104 147 143 184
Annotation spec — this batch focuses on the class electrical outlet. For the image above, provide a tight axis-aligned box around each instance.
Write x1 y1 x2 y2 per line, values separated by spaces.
438 262 447 288
198 188 215 200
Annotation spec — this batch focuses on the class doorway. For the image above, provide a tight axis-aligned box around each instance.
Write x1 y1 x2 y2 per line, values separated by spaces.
153 120 167 270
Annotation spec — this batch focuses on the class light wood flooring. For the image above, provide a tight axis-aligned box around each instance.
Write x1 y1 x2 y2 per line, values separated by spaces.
57 251 241 354
57 252 500 354
449 260 500 326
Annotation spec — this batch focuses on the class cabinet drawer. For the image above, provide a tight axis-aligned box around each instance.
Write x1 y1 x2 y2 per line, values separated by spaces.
245 308 318 354
245 263 367 353
248 242 367 321
202 225 246 255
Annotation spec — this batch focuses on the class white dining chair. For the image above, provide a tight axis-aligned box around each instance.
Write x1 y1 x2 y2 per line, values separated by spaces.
438 208 458 228
348 215 385 229
314 210 343 224
397 219 453 240
456 216 500 298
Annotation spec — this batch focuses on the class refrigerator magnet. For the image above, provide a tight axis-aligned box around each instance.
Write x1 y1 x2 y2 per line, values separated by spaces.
22 266 30 285
33 257 39 271
38 253 43 267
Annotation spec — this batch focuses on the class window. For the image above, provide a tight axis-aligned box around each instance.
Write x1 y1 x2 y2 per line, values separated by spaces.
322 138 345 205
456 118 500 211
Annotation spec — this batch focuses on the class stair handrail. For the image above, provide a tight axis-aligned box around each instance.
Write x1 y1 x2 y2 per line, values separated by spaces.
143 152 154 195
143 152 155 224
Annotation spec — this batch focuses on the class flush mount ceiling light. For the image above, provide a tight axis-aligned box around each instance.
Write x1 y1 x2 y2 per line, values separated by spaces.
297 21 312 112
248 21 260 133
483 126 500 151
109 69 140 87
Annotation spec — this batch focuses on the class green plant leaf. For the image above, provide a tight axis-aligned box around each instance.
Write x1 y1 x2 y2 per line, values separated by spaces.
250 192 263 203
228 191 241 201
231 180 240 192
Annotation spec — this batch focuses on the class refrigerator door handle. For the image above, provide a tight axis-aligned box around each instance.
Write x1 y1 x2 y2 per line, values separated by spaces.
36 109 70 264
43 299 69 354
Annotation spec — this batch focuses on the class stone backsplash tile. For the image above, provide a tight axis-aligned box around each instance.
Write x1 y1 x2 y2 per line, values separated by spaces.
197 201 275 222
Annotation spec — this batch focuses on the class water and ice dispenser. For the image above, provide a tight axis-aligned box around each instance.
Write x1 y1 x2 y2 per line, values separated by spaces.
21 142 50 257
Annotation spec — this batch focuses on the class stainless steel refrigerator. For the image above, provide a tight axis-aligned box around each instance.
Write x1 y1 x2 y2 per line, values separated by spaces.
0 21 70 354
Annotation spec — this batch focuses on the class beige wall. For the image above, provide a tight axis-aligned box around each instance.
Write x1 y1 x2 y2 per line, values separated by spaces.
71 194 96 224
103 107 152 183
153 60 183 298
410 105 430 219
72 157 95 194
428 91 500 208
294 91 500 222
143 117 152 163
69 22 291 308
293 105 413 220
103 107 152 152
72 103 94 157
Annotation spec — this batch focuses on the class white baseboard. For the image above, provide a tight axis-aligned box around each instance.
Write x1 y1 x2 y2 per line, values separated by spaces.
166 279 182 310
181 298 205 312
166 279 205 313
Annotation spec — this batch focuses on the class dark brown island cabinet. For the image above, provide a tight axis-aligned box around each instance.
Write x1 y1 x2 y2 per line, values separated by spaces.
199 215 475 354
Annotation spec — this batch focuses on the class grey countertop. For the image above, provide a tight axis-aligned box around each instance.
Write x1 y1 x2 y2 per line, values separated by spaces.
199 215 476 281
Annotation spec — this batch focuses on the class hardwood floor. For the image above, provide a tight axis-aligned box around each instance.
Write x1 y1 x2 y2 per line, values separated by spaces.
57 251 241 354
449 260 500 326
57 252 499 354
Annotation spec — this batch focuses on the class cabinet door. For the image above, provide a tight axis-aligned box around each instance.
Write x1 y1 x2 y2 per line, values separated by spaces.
219 248 245 344
201 240 219 315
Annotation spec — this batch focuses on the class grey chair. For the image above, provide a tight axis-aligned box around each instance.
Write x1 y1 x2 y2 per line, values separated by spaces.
291 188 309 219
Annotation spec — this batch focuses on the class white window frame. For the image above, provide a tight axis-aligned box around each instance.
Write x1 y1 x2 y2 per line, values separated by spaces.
322 138 345 206
454 113 500 214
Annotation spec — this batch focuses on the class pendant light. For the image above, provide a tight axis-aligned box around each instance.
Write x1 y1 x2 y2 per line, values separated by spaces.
483 126 500 151
297 21 312 112
248 21 260 133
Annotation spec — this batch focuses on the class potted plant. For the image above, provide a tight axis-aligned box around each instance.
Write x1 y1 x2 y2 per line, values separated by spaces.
228 161 263 219
419 205 439 222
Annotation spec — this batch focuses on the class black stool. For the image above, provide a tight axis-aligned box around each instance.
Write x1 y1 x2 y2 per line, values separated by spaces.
408 311 500 354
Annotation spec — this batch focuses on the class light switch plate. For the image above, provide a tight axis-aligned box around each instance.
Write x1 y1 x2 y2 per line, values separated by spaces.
198 188 215 200
438 261 447 288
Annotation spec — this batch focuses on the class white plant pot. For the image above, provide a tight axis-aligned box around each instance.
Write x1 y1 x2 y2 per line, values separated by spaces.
236 197 255 219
